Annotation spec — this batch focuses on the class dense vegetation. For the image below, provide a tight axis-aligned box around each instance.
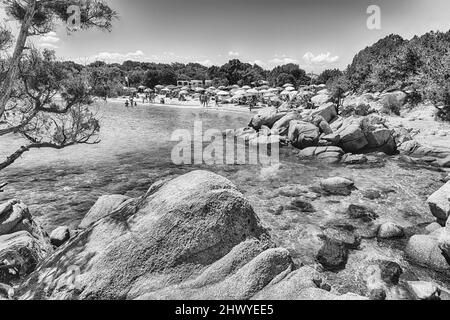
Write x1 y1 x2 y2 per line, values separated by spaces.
325 31 450 120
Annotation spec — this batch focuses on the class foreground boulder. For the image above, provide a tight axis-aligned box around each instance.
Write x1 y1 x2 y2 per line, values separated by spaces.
16 171 283 300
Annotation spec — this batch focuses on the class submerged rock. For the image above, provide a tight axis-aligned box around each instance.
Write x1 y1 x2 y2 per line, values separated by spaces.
320 177 355 196
378 260 403 285
316 239 349 271
377 222 404 239
347 204 378 221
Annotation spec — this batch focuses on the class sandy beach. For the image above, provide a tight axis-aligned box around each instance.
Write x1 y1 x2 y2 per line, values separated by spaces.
109 96 258 115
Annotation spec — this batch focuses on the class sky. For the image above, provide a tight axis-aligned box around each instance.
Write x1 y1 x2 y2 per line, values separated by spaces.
4 0 450 72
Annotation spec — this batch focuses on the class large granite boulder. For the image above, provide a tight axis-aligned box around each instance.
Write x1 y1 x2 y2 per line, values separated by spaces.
17 171 289 300
288 121 320 149
427 181 450 224
311 103 338 123
272 112 301 136
249 107 286 130
336 120 368 153
405 230 450 272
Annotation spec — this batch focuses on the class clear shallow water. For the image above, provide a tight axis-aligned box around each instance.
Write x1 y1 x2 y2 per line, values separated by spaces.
0 101 448 294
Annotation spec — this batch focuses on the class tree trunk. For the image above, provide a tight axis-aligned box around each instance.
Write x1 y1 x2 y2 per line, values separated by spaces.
0 0 37 118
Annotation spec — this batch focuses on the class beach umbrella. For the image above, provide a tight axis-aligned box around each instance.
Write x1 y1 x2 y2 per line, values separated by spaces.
208 86 216 90
264 92 276 98
285 87 296 92
268 88 279 92
242 85 251 90
167 85 176 89
195 87 206 92
144 88 153 93
181 86 190 90
179 90 189 95
234 90 246 96
155 85 164 89
231 84 240 89
218 86 227 90
259 85 270 90
217 91 230 96
280 90 289 95
246 88 259 95
283 83 294 88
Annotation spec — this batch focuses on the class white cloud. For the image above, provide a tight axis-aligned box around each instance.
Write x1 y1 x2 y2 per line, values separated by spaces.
38 31 60 49
91 50 146 62
40 32 59 43
228 51 240 57
303 52 339 64
268 57 298 65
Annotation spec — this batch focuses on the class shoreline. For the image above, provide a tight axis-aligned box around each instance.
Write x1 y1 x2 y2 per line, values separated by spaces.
106 97 258 115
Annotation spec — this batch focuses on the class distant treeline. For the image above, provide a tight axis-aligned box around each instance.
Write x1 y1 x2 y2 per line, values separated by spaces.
66 59 319 99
